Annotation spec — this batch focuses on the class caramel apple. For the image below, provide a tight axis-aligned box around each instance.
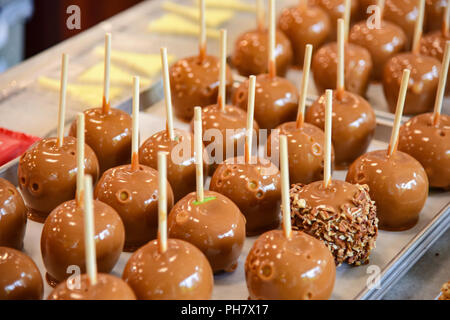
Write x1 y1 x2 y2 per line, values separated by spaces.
41 199 125 286
123 238 213 300
18 137 99 222
168 190 246 273
277 3 331 67
425 0 447 32
0 247 43 300
305 89 376 168
245 230 336 299
0 178 27 250
48 273 136 300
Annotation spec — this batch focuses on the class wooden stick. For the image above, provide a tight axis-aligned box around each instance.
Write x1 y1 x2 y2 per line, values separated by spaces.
412 0 425 54
102 33 112 114
344 0 351 42
199 0 207 62
160 48 175 141
83 174 97 286
245 76 256 163
388 69 411 156
433 41 450 126
194 107 204 203
76 113 85 206
337 19 345 94
57 53 68 147
296 44 313 129
280 135 292 239
268 0 276 78
323 90 333 189
443 0 449 37
131 76 140 171
157 151 168 253
377 0 385 21
218 29 227 111
256 0 265 31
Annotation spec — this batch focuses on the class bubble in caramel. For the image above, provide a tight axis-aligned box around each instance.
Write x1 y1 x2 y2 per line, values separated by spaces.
168 190 246 273
0 178 27 250
18 136 99 223
245 230 336 300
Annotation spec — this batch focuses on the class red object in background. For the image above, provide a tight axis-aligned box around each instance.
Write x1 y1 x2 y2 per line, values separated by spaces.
0 128 40 167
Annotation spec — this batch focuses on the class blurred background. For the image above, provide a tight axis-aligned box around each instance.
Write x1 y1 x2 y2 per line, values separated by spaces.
0 0 144 73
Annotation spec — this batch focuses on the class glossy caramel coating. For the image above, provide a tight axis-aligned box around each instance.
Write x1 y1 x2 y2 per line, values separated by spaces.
420 31 449 95
359 0 419 49
278 5 331 67
398 113 450 189
168 190 246 273
310 0 360 40
290 180 378 265
231 28 293 77
169 54 233 121
18 137 99 223
267 122 335 184
425 0 447 32
306 90 376 168
245 230 335 300
383 53 441 115
95 164 174 251
346 150 429 231
41 199 125 285
0 247 43 300
232 74 298 130
122 238 214 300
139 129 207 202
0 178 27 249
210 156 281 236
349 20 407 80
312 42 373 97
48 273 136 300
69 107 132 175
190 104 259 169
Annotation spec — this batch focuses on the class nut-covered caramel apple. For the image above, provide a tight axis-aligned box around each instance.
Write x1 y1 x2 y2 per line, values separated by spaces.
290 180 378 265
94 164 174 251
210 156 281 235
41 199 125 286
69 108 132 175
169 55 233 121
232 29 293 77
233 74 298 130
346 150 428 230
349 20 407 80
306 90 376 168
245 230 336 300
383 53 441 114
312 42 373 97
139 129 207 202
398 113 450 189
0 178 27 250
267 122 335 184
0 247 43 300
48 273 136 300
18 137 99 223
122 238 214 300
277 4 331 67
168 190 246 273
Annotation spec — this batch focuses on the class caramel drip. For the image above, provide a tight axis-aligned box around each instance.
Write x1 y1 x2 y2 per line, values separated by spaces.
199 45 206 64
268 60 276 79
102 96 111 114
296 113 304 129
76 190 84 208
131 151 139 171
